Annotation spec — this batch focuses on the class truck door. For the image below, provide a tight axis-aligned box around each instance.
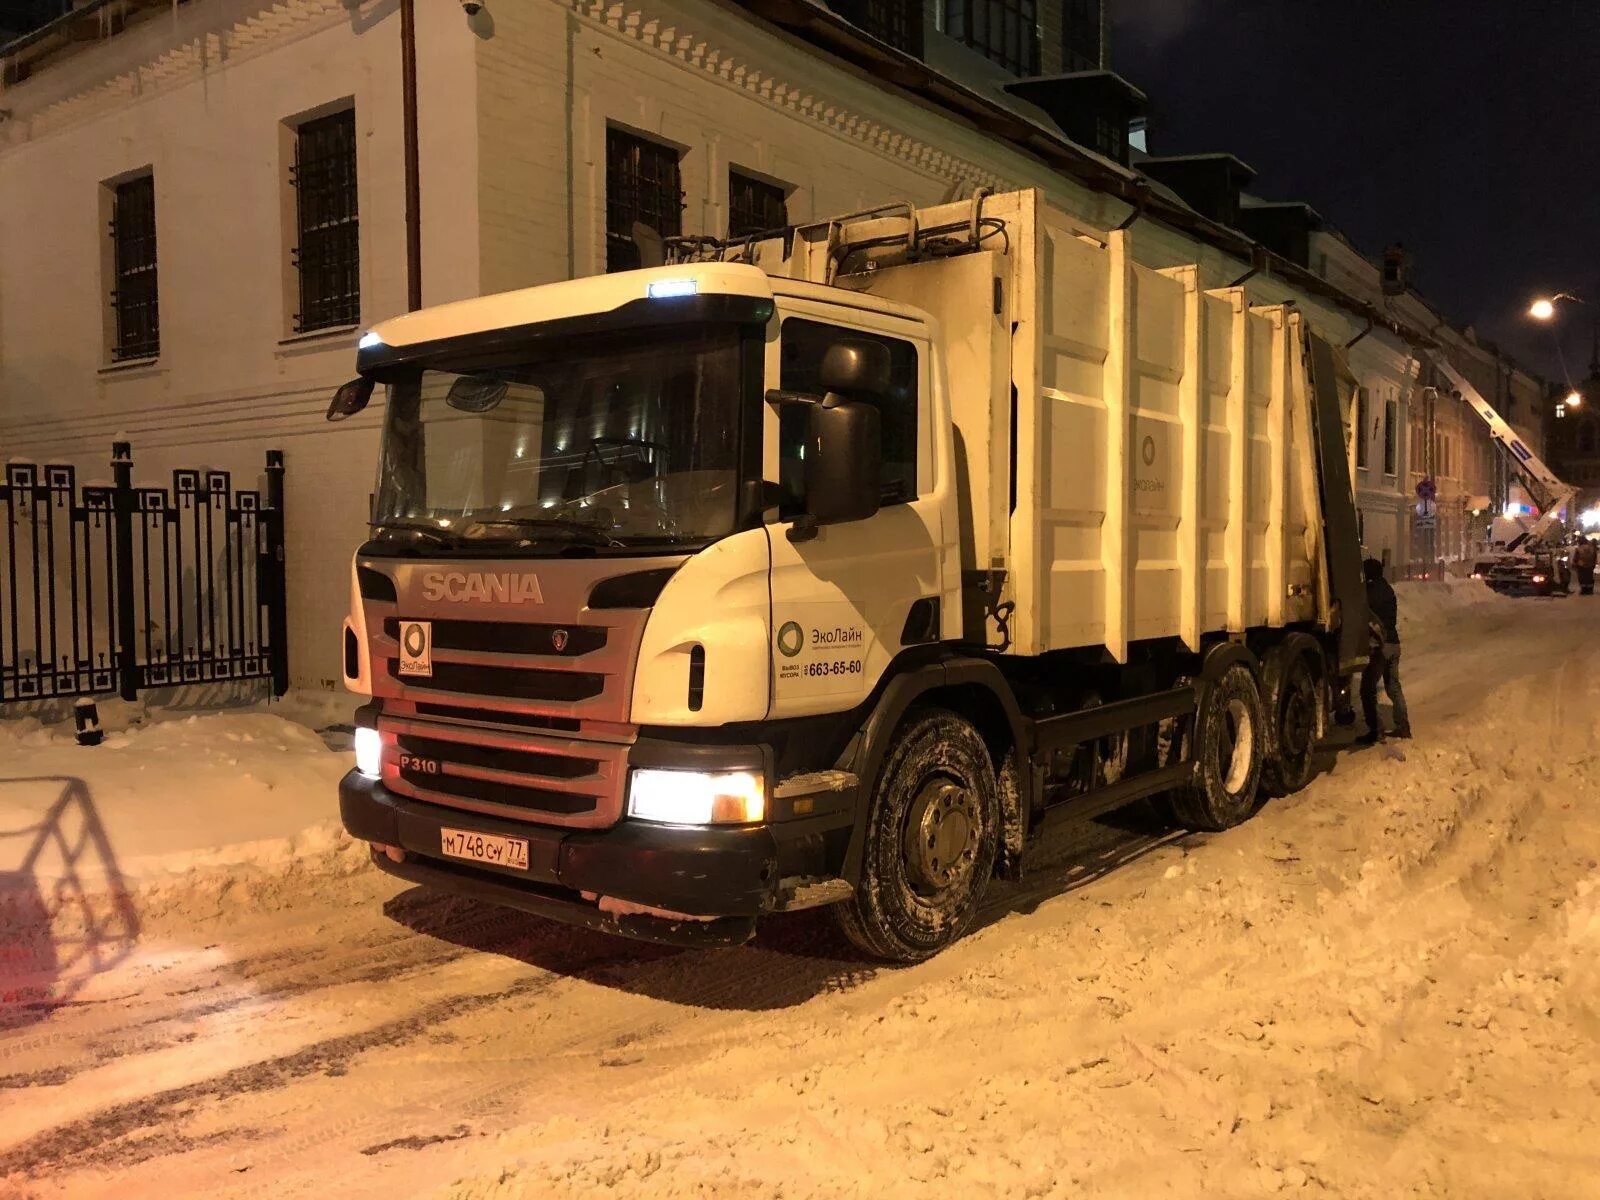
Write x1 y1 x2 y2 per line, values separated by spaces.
764 304 946 719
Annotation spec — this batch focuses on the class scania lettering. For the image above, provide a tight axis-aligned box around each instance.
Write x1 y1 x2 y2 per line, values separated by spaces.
420 571 544 605
333 189 1381 961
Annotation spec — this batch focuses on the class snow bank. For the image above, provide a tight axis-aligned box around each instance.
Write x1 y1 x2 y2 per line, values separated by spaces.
1394 576 1517 643
0 706 356 903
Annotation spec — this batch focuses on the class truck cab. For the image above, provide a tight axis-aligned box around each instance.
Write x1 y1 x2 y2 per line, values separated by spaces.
338 260 962 953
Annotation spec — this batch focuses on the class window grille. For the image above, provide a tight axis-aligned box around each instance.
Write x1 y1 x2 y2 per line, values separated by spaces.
110 175 159 361
1355 387 1370 469
1062 0 1101 71
832 0 923 56
606 128 683 273
1093 111 1126 162
944 0 1038 76
292 109 360 332
728 171 788 238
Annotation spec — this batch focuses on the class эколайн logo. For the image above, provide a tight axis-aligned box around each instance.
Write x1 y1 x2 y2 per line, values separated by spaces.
776 620 805 658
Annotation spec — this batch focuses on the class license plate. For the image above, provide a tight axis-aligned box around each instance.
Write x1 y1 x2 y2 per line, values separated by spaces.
439 827 528 870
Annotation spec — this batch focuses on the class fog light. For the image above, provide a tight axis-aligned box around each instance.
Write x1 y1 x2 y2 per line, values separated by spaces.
627 768 764 825
355 726 383 779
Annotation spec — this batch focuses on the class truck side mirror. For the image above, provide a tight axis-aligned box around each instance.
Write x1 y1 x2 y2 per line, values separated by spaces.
820 340 891 396
326 377 375 422
798 397 881 536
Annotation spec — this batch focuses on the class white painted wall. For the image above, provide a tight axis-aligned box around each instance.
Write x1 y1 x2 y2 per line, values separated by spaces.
0 0 1467 687
0 0 478 690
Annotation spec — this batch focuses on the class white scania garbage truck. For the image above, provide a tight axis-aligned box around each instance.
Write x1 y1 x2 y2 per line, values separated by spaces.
332 188 1368 961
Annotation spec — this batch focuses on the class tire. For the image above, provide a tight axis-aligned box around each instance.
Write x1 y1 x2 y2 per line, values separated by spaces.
1260 653 1320 797
1168 661 1266 832
834 708 1001 962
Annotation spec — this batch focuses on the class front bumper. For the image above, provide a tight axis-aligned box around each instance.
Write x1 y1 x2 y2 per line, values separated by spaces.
340 769 848 947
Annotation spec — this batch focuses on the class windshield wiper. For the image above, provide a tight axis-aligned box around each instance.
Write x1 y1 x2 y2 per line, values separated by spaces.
463 517 625 547
373 520 456 546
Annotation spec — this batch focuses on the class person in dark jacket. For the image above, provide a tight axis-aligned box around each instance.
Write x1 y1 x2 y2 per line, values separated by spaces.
1573 536 1597 595
1358 558 1411 744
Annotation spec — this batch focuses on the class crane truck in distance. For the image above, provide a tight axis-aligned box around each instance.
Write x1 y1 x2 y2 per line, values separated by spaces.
1430 356 1579 597
330 188 1371 961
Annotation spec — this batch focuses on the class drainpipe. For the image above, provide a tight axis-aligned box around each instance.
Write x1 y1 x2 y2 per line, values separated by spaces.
401 0 422 311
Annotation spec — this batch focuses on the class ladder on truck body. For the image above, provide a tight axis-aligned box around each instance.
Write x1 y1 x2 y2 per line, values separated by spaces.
1425 355 1577 549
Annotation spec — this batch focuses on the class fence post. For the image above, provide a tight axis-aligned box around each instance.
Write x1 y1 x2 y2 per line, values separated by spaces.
111 441 139 702
264 450 289 697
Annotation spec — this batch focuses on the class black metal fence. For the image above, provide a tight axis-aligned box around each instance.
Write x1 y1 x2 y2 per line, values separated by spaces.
0 443 286 705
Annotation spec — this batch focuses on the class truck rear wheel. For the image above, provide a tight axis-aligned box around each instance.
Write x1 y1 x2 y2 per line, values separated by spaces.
1169 662 1265 832
835 708 1000 962
1260 653 1320 796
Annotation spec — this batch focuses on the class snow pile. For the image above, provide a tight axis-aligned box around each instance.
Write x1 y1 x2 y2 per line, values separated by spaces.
1393 576 1516 643
0 707 358 910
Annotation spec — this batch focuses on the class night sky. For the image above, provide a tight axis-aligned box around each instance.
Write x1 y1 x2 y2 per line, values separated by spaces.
1111 0 1600 390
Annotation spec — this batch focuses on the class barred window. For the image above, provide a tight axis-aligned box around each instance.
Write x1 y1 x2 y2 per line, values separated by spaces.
1062 0 1101 71
606 128 683 273
292 109 360 332
109 175 159 361
831 0 923 56
727 170 788 238
1093 111 1126 162
943 0 1038 76
1355 386 1370 469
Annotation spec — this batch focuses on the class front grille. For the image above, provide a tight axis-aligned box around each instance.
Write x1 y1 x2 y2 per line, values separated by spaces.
388 660 605 703
383 617 605 657
414 703 581 733
396 733 600 780
380 715 629 829
398 768 598 817
363 557 681 732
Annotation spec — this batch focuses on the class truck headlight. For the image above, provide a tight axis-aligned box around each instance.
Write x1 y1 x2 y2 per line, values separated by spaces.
627 768 765 825
354 727 383 779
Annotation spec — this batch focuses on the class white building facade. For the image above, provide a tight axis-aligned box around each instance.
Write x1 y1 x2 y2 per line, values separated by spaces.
0 0 1535 688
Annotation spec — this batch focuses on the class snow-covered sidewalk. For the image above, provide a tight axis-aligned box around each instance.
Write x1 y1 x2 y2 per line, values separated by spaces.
0 710 346 885
0 697 355 892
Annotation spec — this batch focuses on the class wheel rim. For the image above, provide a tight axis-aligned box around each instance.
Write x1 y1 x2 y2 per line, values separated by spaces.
902 779 978 896
1218 697 1254 794
1282 677 1314 758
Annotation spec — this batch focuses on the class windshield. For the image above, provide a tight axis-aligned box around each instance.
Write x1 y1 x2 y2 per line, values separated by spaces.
373 326 747 549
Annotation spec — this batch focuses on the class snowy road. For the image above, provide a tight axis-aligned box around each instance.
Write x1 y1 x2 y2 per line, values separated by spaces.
3 588 1599 1199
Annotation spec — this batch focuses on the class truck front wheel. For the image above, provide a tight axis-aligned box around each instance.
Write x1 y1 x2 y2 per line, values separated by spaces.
1170 662 1265 832
835 708 1000 962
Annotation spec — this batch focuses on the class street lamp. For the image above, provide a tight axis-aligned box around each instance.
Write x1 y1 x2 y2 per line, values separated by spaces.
1529 291 1587 320
1567 389 1584 408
